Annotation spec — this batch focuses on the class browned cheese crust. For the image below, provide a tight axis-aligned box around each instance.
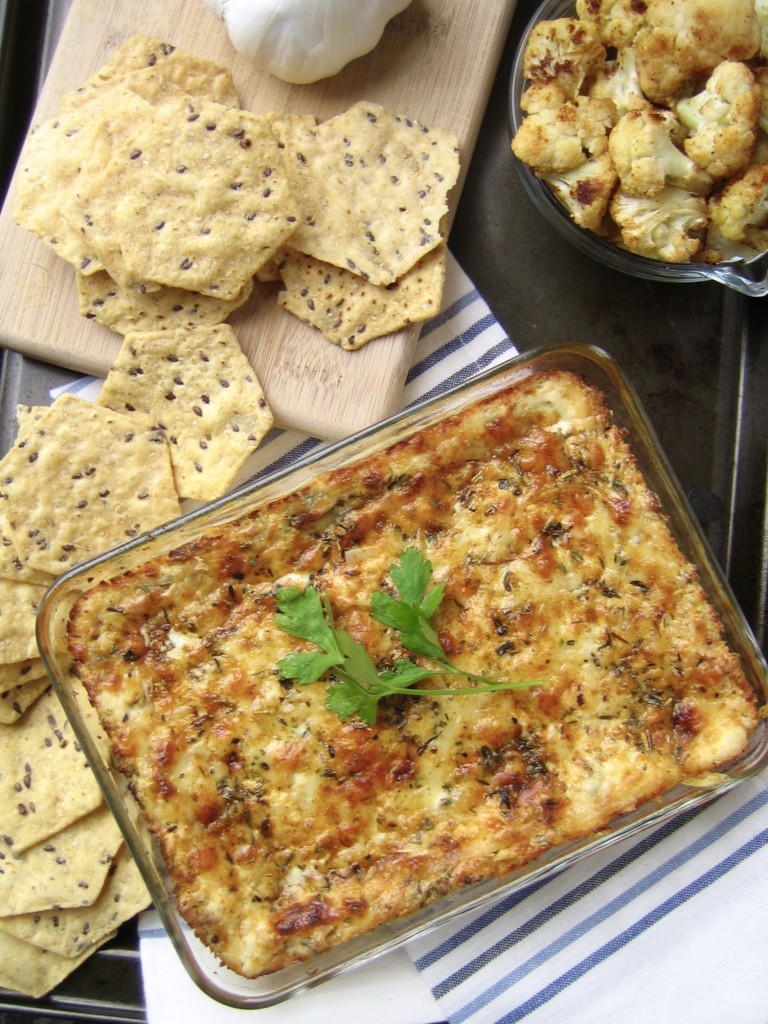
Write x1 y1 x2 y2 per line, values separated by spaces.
67 371 758 979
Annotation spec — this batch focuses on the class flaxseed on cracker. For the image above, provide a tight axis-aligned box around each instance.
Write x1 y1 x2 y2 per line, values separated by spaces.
97 324 274 501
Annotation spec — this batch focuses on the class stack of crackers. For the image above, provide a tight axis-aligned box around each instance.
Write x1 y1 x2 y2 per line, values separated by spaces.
13 35 460 349
0 319 278 999
1 32 461 999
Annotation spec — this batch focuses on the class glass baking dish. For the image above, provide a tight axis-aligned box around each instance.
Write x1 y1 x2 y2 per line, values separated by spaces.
36 343 768 1009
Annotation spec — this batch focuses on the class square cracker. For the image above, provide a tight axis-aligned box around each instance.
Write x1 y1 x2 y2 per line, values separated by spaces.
0 393 181 575
12 104 113 274
277 241 447 349
0 927 114 998
14 40 240 278
97 325 274 501
0 843 150 958
63 94 300 299
0 577 48 663
0 802 122 915
61 36 240 112
76 268 253 335
0 506 54 586
276 100 460 285
0 686 104 854
0 657 45 691
0 675 50 726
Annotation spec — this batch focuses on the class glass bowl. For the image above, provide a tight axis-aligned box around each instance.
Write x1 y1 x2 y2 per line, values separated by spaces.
509 0 768 298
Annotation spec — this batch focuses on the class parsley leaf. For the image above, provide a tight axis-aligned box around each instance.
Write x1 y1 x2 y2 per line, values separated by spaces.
275 547 539 723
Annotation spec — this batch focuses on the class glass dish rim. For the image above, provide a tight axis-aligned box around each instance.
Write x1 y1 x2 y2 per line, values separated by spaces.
36 342 768 1008
507 0 768 299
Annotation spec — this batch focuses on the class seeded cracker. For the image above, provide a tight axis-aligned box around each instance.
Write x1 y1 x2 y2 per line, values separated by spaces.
278 242 447 349
64 94 299 298
97 325 274 501
277 100 460 285
60 37 240 112
14 39 241 280
0 803 122 915
0 843 150 957
62 35 200 105
0 687 103 854
12 104 112 275
0 928 113 999
0 658 45 691
0 508 55 586
0 394 181 576
0 676 50 726
0 578 47 663
76 268 253 335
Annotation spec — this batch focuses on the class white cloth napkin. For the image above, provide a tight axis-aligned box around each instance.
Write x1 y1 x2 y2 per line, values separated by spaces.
57 254 768 1023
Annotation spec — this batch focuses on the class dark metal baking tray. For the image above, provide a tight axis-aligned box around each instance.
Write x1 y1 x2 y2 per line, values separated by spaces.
1 0 765 1020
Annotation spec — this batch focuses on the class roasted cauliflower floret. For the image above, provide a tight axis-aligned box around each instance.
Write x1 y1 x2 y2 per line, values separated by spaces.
610 186 708 261
634 0 761 105
708 163 768 241
522 17 606 99
512 83 617 173
541 152 619 230
608 107 713 196
676 61 760 179
575 0 648 48
589 44 650 116
699 219 768 263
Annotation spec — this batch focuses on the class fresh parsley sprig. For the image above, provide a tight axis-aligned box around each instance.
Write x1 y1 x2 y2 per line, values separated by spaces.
274 547 538 724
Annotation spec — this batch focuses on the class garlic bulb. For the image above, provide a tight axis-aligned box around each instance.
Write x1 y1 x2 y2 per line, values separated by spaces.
204 0 413 84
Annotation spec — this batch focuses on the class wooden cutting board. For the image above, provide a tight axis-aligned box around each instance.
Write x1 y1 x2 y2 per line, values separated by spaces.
0 0 516 439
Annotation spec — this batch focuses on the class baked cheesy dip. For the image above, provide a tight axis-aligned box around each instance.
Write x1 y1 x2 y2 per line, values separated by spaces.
67 370 758 979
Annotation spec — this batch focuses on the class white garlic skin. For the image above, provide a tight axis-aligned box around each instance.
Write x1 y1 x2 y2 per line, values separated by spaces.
205 0 413 84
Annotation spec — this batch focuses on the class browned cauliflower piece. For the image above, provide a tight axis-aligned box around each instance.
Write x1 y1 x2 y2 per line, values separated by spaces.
541 152 618 230
676 61 760 180
522 17 606 99
699 220 768 263
512 82 617 174
575 0 648 48
610 186 708 260
708 163 768 241
608 107 714 196
635 0 760 105
589 44 650 116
